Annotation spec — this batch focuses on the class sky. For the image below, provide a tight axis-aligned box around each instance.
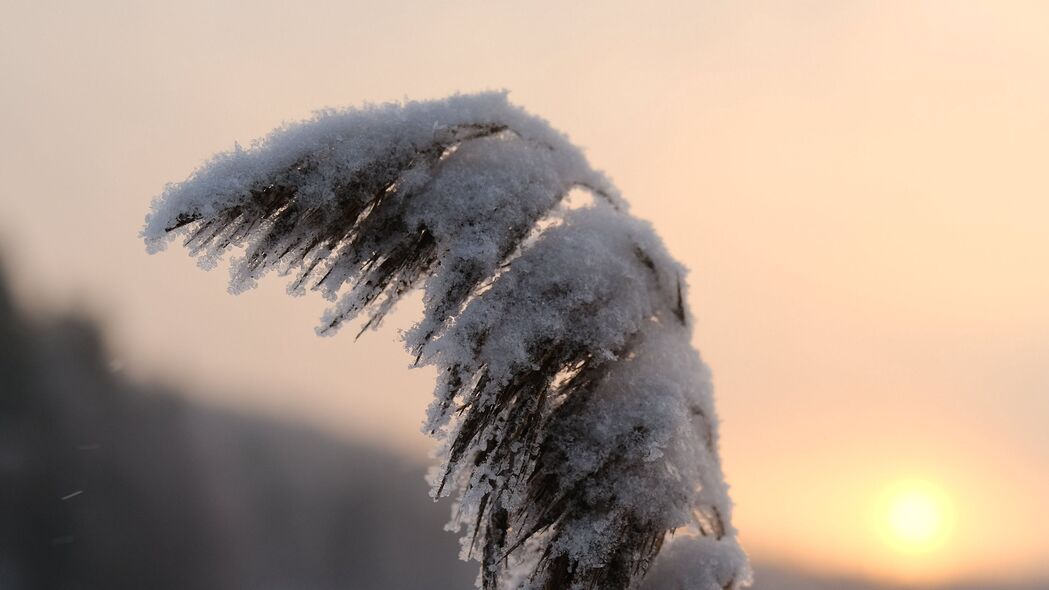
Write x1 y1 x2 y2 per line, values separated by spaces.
1 0 1047 586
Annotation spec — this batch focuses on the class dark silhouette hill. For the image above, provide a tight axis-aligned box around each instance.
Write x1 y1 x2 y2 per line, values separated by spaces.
0 268 475 590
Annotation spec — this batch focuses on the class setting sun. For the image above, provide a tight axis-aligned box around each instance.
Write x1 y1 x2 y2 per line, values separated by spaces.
878 480 956 555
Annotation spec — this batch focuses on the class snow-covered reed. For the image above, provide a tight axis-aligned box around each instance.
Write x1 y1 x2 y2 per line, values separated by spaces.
144 92 751 590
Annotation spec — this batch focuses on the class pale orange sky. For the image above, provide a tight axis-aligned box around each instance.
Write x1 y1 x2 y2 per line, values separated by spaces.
1 1 1047 585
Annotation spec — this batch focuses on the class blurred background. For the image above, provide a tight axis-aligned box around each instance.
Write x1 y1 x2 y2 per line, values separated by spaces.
1 1 1047 588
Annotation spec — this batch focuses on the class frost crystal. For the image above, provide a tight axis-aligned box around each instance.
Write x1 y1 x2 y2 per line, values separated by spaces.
143 92 752 589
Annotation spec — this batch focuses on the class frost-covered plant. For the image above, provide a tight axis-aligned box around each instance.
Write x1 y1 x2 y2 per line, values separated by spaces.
142 92 752 590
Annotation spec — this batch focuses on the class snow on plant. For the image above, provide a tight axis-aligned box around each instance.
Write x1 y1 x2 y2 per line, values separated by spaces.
143 92 752 590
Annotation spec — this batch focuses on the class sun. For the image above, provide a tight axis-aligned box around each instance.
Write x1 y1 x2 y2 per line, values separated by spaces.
876 479 955 554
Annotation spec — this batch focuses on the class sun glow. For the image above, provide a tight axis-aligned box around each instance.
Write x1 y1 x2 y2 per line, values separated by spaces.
877 480 956 555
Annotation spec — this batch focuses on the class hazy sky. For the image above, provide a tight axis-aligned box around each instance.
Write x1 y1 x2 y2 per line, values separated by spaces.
2 1 1047 586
